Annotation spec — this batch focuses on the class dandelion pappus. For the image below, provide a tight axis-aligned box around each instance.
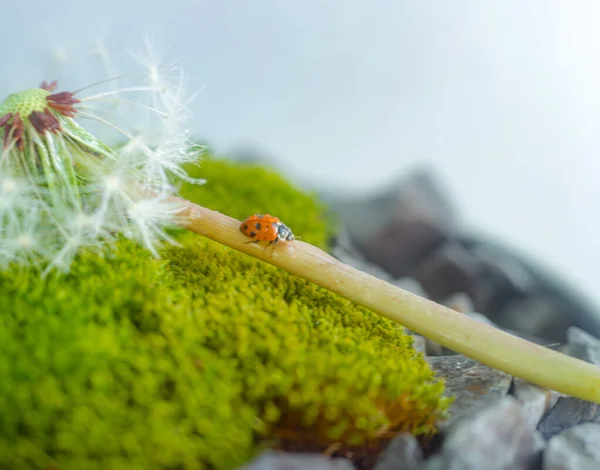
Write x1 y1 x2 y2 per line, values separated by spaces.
239 214 295 254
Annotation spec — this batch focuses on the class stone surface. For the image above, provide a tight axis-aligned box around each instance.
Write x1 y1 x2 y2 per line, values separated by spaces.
330 228 395 283
459 238 600 341
442 292 475 314
499 295 573 344
466 242 536 314
465 311 495 326
424 396 543 470
328 169 456 279
321 169 455 246
414 243 483 303
327 167 600 342
537 397 600 441
563 326 600 365
361 218 450 279
426 356 512 425
373 433 422 470
409 334 427 354
424 338 445 357
471 244 536 295
511 378 559 430
394 277 429 298
238 451 355 470
543 423 600 470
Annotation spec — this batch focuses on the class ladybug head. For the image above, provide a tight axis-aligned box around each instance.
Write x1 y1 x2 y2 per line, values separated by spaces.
276 223 295 242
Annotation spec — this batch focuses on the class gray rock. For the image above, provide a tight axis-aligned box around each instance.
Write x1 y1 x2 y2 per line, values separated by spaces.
538 397 600 440
563 326 600 366
424 338 446 357
394 277 428 298
426 356 512 426
470 244 536 296
238 451 355 470
330 229 396 283
442 292 475 314
466 243 537 314
409 334 427 354
361 217 451 279
458 238 600 342
511 378 559 430
414 243 484 303
323 169 455 246
373 433 423 470
543 423 600 470
499 296 572 344
424 396 543 470
327 169 456 279
465 311 495 326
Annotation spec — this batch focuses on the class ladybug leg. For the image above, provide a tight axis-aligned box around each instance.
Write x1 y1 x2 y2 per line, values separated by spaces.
263 240 274 255
268 239 279 257
244 240 261 245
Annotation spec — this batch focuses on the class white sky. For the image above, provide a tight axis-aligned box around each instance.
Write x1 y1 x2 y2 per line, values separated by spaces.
3 1 600 310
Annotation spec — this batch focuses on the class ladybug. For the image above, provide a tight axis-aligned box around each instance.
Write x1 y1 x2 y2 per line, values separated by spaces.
239 214 295 251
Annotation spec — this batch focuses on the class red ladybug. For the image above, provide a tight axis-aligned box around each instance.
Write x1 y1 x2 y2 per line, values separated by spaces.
239 214 295 251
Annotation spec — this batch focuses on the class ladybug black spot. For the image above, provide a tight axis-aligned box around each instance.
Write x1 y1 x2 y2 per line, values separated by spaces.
250 232 256 238
255 222 261 230
243 224 248 231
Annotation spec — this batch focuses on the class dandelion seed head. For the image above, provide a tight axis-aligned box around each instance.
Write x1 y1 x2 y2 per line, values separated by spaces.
0 88 50 118
0 37 206 274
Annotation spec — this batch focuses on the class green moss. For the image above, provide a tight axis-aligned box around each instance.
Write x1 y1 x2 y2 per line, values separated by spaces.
0 243 257 470
0 155 449 470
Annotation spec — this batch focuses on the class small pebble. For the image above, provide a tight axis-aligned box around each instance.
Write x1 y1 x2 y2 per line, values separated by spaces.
394 277 428 298
415 243 483 303
465 311 495 326
470 244 536 296
424 396 543 470
409 334 427 354
373 433 422 470
442 292 475 313
426 356 512 426
563 326 600 366
543 423 600 470
424 338 446 357
499 296 571 344
511 378 559 430
238 451 355 470
537 397 600 441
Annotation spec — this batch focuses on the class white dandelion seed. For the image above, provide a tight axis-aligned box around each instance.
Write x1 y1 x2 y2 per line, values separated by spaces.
0 38 206 274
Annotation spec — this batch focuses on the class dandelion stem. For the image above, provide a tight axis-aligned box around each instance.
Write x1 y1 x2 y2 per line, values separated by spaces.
31 133 61 209
54 135 82 210
168 195 600 404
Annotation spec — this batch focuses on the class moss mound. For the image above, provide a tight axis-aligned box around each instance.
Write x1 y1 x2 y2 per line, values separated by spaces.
0 155 449 470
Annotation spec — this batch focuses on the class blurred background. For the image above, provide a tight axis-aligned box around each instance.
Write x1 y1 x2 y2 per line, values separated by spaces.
2 1 600 323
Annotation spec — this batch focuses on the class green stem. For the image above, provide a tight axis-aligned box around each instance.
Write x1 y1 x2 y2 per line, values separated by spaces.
170 195 600 404
31 133 62 210
47 133 82 211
